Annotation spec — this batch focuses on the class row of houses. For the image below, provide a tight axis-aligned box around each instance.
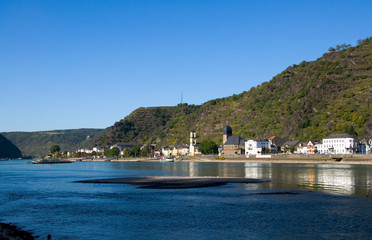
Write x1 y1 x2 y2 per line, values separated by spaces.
161 126 371 157
221 125 372 156
159 145 201 157
75 143 199 158
75 125 372 158
73 144 137 156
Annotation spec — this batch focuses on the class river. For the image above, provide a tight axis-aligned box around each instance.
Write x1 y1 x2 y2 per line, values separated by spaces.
1 160 371 239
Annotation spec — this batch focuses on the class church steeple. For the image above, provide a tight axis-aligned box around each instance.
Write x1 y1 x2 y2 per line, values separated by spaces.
189 130 196 156
223 125 232 144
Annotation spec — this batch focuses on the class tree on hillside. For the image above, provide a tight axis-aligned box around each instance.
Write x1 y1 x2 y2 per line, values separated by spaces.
198 140 218 155
50 145 60 154
329 43 351 52
328 47 336 53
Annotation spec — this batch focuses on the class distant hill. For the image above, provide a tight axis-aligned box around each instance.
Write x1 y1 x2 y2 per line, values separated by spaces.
2 129 104 157
0 133 22 159
96 37 372 147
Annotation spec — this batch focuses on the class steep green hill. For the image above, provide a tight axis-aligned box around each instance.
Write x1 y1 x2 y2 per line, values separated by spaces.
0 133 22 159
96 105 200 146
98 37 372 147
2 129 104 157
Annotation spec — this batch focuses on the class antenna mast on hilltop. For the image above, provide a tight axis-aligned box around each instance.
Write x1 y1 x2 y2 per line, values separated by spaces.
181 91 183 104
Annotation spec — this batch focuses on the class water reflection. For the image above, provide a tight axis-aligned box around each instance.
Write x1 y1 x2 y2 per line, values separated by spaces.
315 165 355 195
109 162 372 197
244 163 372 197
244 162 272 179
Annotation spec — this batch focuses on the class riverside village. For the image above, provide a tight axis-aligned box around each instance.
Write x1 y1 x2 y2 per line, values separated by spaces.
65 125 372 161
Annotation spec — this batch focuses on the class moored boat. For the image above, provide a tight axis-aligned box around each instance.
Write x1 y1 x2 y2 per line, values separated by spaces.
160 156 174 162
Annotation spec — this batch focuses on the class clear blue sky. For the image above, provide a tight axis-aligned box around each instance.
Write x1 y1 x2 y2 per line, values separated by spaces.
1 0 371 132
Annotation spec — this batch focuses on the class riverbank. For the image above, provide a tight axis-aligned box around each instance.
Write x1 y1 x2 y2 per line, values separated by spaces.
0 223 36 240
67 154 372 165
182 154 372 165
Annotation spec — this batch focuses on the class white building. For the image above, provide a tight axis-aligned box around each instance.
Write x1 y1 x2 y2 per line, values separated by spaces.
179 146 190 156
161 147 172 157
93 146 104 153
245 139 270 156
315 143 324 153
296 143 307 154
171 146 190 156
319 133 356 154
78 149 94 154
110 143 135 151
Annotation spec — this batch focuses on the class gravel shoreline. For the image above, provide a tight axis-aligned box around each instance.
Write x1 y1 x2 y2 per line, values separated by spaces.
76 176 269 189
71 155 372 165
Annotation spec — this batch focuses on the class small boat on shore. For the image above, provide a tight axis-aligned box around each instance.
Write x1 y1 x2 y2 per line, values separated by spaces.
160 157 174 162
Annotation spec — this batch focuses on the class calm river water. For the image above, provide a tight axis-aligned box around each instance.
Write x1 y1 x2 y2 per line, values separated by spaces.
1 160 372 239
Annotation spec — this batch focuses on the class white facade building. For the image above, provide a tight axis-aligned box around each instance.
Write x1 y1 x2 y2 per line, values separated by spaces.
319 134 356 154
179 146 190 156
93 146 104 153
315 143 324 153
245 139 270 156
172 146 190 156
161 147 172 157
78 149 94 154
296 144 307 154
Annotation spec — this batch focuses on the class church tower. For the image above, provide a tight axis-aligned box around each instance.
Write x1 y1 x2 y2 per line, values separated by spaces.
223 125 232 144
189 130 196 156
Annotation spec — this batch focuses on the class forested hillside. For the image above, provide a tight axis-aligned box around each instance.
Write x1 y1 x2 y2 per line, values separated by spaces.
2 129 104 157
96 105 200 146
0 133 22 159
97 37 371 147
